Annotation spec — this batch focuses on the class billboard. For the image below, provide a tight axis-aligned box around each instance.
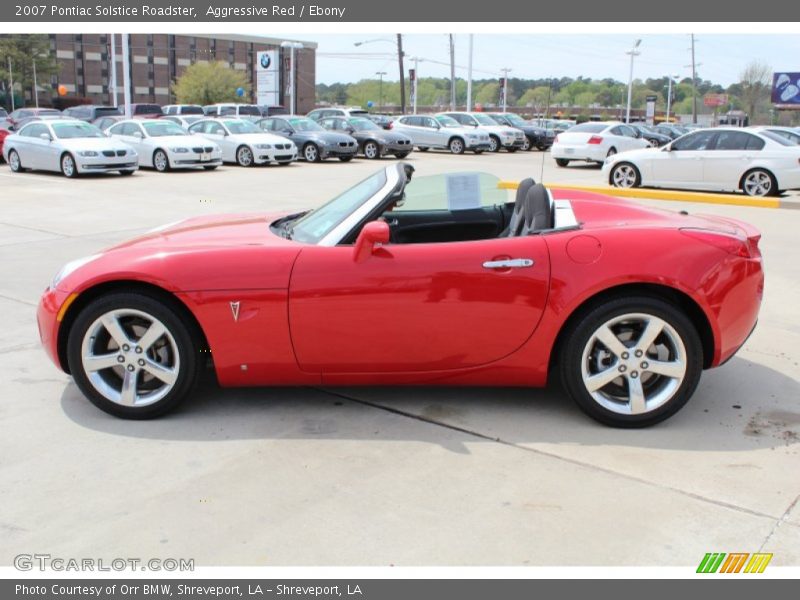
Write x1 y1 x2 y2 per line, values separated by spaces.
256 50 279 107
772 72 800 107
703 93 729 107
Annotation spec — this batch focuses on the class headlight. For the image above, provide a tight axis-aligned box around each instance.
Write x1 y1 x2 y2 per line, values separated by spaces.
169 147 189 153
77 150 98 157
51 254 99 290
255 144 273 150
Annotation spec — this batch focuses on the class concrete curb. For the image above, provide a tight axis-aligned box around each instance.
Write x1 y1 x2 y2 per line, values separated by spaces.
497 181 800 210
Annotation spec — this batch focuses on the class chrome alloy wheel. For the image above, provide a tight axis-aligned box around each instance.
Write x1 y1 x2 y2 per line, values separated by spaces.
364 141 379 159
580 313 687 416
153 150 169 172
237 145 254 166
743 170 773 197
61 154 76 177
8 150 21 172
81 308 180 407
611 164 638 188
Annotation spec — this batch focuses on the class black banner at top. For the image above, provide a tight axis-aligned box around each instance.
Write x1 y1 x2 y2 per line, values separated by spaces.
1 0 798 22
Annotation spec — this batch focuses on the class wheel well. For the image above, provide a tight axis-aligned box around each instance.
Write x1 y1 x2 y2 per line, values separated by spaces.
448 135 464 145
57 280 210 375
739 167 776 191
607 146 617 154
608 161 639 184
549 283 715 375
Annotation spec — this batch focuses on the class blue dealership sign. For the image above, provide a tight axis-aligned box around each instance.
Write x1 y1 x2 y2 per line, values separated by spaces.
772 72 800 106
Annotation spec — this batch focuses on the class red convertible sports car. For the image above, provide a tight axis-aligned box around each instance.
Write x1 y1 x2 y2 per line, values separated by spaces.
37 164 764 427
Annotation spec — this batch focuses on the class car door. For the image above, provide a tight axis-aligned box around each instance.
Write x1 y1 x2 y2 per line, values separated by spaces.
650 130 717 189
617 124 645 151
701 131 765 190
420 116 444 146
288 234 550 373
20 123 53 169
203 121 233 159
126 122 149 159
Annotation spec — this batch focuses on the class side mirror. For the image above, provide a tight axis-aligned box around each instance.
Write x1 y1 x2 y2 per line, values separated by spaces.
133 131 143 138
39 133 52 141
353 221 390 262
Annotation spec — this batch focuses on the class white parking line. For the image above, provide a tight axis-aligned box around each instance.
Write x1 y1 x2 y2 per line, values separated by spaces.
0 171 68 184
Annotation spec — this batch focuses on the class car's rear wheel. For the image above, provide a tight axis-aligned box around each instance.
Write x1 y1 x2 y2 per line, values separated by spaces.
8 150 22 172
153 149 170 172
303 143 321 162
555 158 570 167
610 162 641 188
741 168 777 197
67 292 201 419
448 137 465 154
61 153 78 178
363 141 380 159
559 296 703 427
236 145 254 167
488 136 500 153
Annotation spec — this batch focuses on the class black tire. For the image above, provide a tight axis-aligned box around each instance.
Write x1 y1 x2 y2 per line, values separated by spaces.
363 141 381 159
153 149 170 172
558 295 703 428
203 165 219 171
7 149 23 172
417 146 429 152
522 137 532 151
537 145 549 151
473 149 484 155
394 151 410 159
236 145 254 167
119 170 135 176
303 143 321 163
61 152 78 178
741 168 779 197
66 291 201 420
448 137 465 154
339 155 354 162
609 162 642 189
488 136 501 153
506 147 518 153
555 158 570 167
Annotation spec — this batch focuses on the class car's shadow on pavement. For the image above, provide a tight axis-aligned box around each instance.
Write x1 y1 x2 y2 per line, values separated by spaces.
60 356 800 453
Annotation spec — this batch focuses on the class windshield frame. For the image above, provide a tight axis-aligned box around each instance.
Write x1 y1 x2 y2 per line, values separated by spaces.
141 121 188 137
472 113 499 126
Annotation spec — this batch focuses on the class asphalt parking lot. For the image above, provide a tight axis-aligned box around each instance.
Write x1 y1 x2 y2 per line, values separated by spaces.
1 150 799 567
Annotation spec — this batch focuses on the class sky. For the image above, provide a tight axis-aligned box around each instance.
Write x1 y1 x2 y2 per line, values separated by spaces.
293 34 799 87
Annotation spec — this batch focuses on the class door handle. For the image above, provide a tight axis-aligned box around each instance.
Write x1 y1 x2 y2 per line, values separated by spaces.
482 258 534 269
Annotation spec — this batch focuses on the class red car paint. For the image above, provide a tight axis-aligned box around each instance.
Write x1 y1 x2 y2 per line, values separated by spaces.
37 190 763 389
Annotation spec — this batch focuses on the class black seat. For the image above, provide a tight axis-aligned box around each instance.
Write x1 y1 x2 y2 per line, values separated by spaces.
519 183 553 235
502 177 536 237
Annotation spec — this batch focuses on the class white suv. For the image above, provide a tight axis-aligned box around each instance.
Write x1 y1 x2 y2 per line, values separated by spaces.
391 114 491 154
203 104 263 119
438 111 525 152
307 107 370 121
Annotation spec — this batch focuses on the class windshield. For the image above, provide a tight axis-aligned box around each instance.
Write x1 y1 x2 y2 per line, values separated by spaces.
134 105 162 115
349 117 380 130
503 114 527 126
569 123 607 133
760 131 795 146
289 117 324 132
51 122 104 139
181 106 204 115
96 107 122 117
142 121 187 137
219 106 237 115
473 113 499 126
435 115 461 128
224 120 260 134
289 170 388 244
238 105 261 116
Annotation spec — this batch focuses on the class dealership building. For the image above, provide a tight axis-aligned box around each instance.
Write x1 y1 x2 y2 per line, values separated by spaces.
43 33 317 112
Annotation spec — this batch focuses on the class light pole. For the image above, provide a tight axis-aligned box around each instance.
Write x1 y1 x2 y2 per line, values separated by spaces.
625 39 642 124
409 56 424 114
466 34 474 111
500 68 512 112
7 57 14 112
665 74 679 123
281 41 304 115
109 33 118 107
375 71 386 111
355 37 405 113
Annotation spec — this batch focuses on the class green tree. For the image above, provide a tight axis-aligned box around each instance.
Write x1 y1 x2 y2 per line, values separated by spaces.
474 82 500 106
172 61 250 105
0 34 59 106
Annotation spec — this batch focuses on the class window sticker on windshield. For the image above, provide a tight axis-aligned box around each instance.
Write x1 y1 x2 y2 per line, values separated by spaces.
446 173 482 211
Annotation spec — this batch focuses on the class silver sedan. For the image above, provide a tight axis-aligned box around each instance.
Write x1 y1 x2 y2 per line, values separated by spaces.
3 119 138 177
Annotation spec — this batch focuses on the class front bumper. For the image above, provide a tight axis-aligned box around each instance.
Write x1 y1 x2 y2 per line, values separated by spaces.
465 139 491 150
379 141 413 155
255 150 299 164
169 148 223 168
501 136 525 148
76 155 139 173
320 146 358 159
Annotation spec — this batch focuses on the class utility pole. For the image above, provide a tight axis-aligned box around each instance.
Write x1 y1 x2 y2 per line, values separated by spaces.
32 59 38 108
397 34 406 114
375 71 386 111
665 74 678 123
7 57 14 112
466 34 473 111
625 39 642 124
121 33 132 118
449 34 456 110
109 33 118 107
691 35 698 124
500 68 512 113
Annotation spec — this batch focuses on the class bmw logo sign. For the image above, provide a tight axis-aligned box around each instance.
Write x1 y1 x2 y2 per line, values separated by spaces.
260 54 271 69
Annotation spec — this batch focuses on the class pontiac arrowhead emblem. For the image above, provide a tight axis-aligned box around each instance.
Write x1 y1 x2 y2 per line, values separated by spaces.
230 301 240 322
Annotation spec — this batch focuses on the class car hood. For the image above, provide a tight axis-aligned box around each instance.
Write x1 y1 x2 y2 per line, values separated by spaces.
357 130 410 143
229 132 294 145
59 137 134 152
479 125 520 136
299 131 355 144
143 134 206 147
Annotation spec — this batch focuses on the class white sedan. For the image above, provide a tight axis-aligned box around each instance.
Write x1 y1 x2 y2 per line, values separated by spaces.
108 119 222 172
551 121 649 166
3 119 138 178
602 127 800 197
188 118 297 166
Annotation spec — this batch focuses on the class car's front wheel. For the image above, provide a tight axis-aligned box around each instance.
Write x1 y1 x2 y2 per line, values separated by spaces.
236 145 254 167
558 296 703 428
153 149 170 172
555 158 570 167
61 153 78 178
488 136 500 153
303 143 321 162
67 292 201 419
522 137 532 151
610 162 641 188
363 141 380 159
8 150 23 172
448 137 465 154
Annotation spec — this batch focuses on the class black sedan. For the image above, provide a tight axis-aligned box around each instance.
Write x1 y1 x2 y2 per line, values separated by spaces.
630 124 672 147
365 114 394 130
653 123 689 140
257 116 358 162
487 112 553 151
318 116 413 159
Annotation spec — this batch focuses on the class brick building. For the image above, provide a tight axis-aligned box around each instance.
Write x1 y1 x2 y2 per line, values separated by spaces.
46 33 316 112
